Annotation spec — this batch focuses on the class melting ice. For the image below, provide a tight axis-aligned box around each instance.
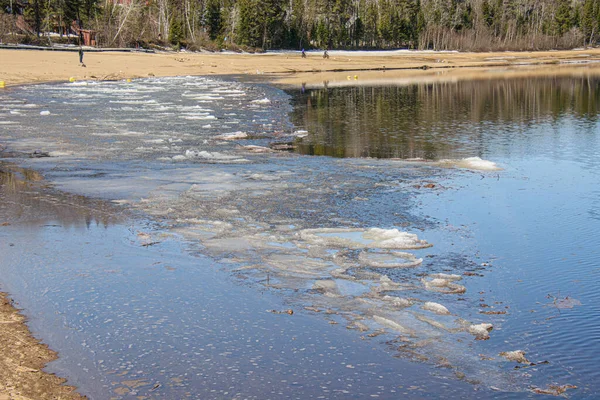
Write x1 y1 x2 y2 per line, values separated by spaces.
0 77 521 393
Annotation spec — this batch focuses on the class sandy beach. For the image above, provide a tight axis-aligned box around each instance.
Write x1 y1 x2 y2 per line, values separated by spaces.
2 48 600 88
2 47 600 398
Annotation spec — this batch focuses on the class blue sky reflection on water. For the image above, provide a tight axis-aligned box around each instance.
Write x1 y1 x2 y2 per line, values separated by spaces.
1 72 600 398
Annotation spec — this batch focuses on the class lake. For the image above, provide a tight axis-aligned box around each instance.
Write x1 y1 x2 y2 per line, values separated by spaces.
1 68 599 398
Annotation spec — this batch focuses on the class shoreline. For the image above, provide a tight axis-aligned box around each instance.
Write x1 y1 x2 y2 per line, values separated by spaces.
2 48 600 89
0 162 88 399
0 291 84 399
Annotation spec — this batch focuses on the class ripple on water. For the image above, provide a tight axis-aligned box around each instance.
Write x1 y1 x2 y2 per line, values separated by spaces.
3 75 600 398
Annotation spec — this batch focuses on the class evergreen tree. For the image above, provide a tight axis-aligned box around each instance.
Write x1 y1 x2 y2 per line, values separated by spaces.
206 0 222 40
581 0 598 45
555 0 574 36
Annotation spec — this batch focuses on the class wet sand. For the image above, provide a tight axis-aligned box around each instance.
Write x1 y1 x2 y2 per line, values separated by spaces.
0 292 84 400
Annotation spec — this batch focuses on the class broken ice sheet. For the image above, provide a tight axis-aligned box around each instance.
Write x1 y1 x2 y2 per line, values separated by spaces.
299 227 432 250
546 295 582 309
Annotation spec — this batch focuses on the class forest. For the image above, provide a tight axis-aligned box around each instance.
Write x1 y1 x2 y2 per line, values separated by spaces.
1 0 599 51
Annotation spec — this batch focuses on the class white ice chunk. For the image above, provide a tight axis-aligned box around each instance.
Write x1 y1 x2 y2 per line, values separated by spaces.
40 110 51 116
181 115 217 120
373 275 403 292
437 157 502 171
421 302 450 315
47 151 75 157
241 145 273 153
215 131 248 140
429 273 462 281
468 323 493 340
362 228 432 249
422 274 466 294
358 250 422 268
382 295 412 308
182 149 247 163
373 315 415 335
299 227 431 250
251 98 271 104
293 130 309 138
499 350 530 364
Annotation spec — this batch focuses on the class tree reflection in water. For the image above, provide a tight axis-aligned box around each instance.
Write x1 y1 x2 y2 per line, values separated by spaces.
289 75 600 159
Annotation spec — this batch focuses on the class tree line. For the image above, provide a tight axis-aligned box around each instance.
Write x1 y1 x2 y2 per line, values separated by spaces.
1 0 600 51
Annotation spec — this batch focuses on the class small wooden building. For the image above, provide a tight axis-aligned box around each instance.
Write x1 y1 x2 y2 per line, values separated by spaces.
80 29 97 46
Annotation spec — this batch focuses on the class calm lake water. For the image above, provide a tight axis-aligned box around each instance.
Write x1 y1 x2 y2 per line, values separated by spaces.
1 69 599 399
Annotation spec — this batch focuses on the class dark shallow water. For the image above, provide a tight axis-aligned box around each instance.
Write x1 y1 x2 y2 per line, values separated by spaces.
1 71 600 398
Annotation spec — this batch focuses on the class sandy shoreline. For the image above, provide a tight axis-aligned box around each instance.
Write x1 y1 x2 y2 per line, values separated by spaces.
0 161 86 399
0 292 84 400
1 47 600 398
2 48 600 89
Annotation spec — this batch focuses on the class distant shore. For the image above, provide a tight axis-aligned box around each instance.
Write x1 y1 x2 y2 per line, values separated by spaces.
2 48 600 89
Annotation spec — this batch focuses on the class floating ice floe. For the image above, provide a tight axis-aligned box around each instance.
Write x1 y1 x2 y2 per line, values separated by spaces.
185 149 237 160
293 130 309 138
299 227 432 250
468 323 493 340
245 173 280 181
422 274 466 294
48 151 75 157
313 280 342 298
421 302 450 315
382 295 413 308
263 254 333 278
373 315 415 336
347 321 370 332
214 131 248 140
251 98 271 104
169 150 248 163
40 110 51 116
241 145 273 153
499 350 530 364
180 114 217 120
358 250 423 268
372 275 404 292
437 157 502 171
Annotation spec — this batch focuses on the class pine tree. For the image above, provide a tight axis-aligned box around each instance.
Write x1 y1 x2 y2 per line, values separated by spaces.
581 0 598 45
206 0 222 40
555 0 574 36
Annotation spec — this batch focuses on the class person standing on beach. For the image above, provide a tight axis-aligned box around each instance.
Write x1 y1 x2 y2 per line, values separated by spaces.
79 47 84 66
